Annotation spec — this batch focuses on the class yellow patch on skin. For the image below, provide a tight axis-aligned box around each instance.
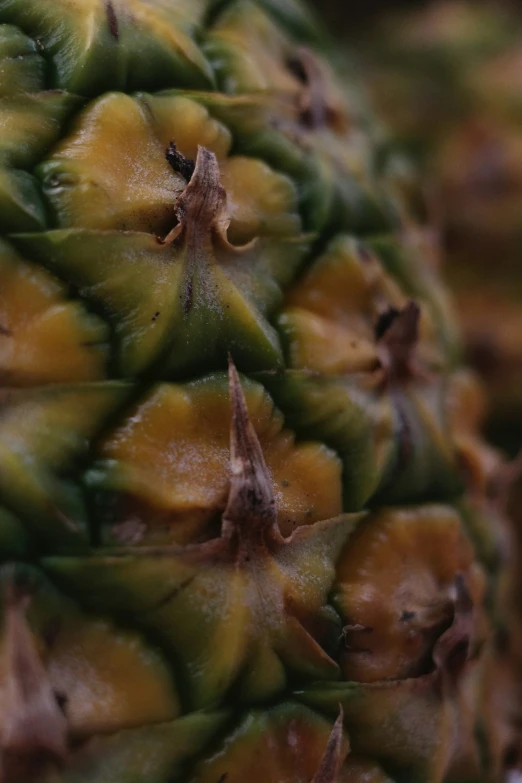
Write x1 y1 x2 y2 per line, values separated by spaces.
0 248 108 385
281 308 379 375
285 238 401 371
221 156 300 244
333 505 488 683
94 375 343 543
191 704 350 783
143 93 232 161
45 619 180 737
40 93 184 232
0 577 180 743
281 237 440 376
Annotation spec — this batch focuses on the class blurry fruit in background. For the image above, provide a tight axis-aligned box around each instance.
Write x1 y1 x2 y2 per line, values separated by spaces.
350 0 522 456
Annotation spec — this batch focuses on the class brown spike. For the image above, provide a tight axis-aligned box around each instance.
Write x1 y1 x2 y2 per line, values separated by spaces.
0 581 68 782
377 300 422 384
160 143 255 290
221 357 279 546
312 708 346 783
162 145 229 247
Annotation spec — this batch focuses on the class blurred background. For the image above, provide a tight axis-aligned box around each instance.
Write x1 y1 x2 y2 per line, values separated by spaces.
309 0 522 459
316 0 421 32
313 0 519 31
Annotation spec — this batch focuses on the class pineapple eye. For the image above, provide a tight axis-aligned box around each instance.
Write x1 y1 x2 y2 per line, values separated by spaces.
83 367 342 547
333 505 487 684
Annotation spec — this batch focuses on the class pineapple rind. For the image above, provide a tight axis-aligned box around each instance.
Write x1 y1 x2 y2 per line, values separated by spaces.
0 2 510 781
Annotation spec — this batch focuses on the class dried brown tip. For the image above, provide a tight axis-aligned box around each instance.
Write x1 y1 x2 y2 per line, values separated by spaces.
162 144 250 260
165 141 195 183
221 356 279 546
178 145 227 237
161 145 257 259
312 707 346 783
432 574 473 688
0 581 68 781
377 300 422 385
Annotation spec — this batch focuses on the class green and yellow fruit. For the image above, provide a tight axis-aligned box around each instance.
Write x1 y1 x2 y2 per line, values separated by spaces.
0 1 517 781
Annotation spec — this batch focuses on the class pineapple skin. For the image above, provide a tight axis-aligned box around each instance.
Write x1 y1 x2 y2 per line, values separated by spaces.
0 1 516 781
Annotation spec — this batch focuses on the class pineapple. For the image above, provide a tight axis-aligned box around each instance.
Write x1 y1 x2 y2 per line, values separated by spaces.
0 0 517 781
356 0 522 453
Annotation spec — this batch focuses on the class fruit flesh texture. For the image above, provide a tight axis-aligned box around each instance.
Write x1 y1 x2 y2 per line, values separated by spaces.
357 0 522 454
0 1 515 781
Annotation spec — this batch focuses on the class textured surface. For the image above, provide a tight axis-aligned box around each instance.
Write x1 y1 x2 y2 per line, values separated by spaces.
0 1 516 781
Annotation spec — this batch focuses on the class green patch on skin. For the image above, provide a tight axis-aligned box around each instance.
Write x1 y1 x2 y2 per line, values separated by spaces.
0 383 129 550
0 0 214 95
